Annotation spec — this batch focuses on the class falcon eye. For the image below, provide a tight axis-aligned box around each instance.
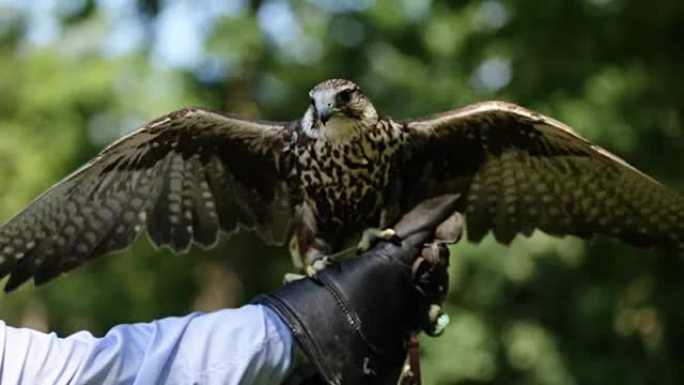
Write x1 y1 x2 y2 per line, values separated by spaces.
309 96 315 106
336 89 353 104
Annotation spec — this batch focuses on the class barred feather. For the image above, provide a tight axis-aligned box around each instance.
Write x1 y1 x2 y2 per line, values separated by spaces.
0 107 293 291
403 101 684 254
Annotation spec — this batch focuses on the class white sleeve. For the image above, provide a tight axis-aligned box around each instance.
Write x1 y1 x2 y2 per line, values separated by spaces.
0 304 293 385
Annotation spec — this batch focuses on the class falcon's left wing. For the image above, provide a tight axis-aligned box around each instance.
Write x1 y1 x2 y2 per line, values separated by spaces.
400 101 684 253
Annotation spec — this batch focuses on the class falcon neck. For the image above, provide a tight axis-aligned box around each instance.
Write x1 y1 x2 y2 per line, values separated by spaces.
316 119 374 142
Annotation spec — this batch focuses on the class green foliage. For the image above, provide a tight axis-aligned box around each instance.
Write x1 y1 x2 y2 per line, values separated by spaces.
0 0 683 383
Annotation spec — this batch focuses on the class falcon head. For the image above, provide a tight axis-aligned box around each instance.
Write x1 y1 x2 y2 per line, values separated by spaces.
302 78 378 138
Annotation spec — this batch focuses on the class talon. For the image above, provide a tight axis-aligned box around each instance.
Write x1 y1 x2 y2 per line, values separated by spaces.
283 273 306 284
357 227 400 253
306 256 333 276
378 228 397 241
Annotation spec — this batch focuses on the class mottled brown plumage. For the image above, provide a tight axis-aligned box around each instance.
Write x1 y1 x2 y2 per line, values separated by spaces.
1 78 683 292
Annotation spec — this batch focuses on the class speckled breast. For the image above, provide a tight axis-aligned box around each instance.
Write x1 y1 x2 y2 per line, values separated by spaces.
292 123 403 237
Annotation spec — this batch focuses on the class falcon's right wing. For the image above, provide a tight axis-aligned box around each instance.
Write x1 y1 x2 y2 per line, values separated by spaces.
0 107 295 292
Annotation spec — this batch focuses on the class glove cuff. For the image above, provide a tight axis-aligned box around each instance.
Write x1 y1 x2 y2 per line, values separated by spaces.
255 242 422 385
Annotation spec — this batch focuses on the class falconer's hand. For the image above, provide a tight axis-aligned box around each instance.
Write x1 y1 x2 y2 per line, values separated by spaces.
256 194 462 385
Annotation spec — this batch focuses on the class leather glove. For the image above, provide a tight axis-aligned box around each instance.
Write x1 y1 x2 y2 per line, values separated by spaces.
255 194 462 385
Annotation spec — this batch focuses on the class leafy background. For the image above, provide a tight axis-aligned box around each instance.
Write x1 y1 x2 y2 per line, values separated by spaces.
0 0 683 384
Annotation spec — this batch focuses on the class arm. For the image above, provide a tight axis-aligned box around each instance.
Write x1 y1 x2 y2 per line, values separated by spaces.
0 305 293 385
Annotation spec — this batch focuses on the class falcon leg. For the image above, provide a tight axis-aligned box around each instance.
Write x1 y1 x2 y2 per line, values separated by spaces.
283 253 330 283
356 227 401 254
285 230 333 283
283 251 339 283
286 202 339 280
304 242 334 277
307 256 332 276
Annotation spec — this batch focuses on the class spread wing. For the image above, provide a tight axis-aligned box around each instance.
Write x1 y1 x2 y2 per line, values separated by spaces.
0 107 294 292
400 101 684 253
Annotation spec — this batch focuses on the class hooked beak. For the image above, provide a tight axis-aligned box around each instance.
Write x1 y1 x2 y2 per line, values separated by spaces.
317 104 333 125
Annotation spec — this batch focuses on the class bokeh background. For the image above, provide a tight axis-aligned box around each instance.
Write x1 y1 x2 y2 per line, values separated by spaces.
1 0 683 384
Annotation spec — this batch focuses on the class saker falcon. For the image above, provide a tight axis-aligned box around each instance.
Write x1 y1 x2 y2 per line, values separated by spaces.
0 78 683 292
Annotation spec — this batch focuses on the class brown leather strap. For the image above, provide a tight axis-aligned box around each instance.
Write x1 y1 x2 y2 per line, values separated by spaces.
408 333 422 385
399 333 421 385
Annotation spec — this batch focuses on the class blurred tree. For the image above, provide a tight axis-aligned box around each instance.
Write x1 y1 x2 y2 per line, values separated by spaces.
0 0 682 384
